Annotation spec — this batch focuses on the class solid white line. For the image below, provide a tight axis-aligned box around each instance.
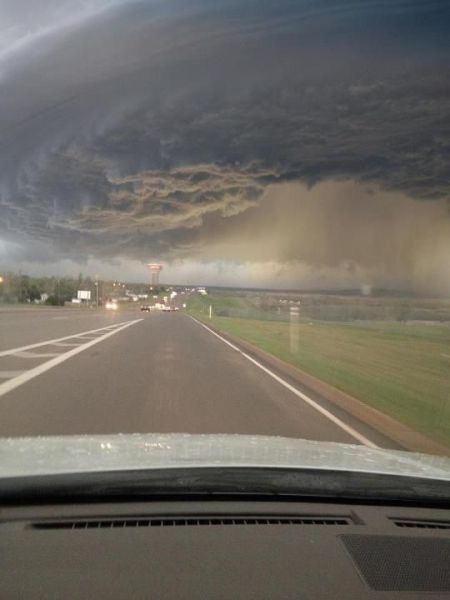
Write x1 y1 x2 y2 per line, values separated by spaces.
0 319 143 398
0 321 132 358
192 317 377 448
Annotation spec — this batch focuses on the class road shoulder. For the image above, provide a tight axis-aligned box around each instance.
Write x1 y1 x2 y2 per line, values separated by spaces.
191 317 450 457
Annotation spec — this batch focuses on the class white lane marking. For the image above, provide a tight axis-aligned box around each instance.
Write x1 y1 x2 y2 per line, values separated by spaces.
0 321 131 358
52 316 69 320
192 317 377 448
14 351 61 359
0 319 142 398
0 371 25 379
51 342 83 347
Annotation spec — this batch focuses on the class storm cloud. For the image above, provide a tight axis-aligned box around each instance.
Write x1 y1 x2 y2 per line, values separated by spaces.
0 0 449 291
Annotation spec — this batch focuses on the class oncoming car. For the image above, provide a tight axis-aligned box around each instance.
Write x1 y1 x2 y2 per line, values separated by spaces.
105 300 118 311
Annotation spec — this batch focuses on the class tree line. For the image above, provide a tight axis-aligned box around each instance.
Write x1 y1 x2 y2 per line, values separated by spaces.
0 273 163 305
0 273 96 305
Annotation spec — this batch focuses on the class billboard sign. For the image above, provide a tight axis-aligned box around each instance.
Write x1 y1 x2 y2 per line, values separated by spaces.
77 290 91 300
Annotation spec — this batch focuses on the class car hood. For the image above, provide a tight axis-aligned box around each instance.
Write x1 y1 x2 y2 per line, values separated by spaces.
1 433 449 481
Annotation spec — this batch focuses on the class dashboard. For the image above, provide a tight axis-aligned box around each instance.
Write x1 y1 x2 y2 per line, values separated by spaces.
1 498 449 598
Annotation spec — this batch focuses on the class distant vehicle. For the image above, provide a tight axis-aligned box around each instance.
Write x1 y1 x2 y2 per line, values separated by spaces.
105 300 118 310
162 305 171 312
140 305 151 312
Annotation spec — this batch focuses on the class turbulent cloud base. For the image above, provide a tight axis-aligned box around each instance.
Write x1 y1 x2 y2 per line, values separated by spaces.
0 0 449 292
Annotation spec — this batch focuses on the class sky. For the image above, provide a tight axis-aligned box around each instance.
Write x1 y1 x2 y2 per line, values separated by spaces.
0 0 449 293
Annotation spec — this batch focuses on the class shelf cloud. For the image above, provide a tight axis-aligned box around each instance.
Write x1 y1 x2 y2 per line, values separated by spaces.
0 0 449 291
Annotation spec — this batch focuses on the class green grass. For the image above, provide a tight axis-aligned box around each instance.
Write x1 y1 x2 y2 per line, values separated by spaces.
188 297 450 447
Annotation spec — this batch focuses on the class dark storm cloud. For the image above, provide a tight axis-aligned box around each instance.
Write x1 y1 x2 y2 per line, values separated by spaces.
0 0 449 290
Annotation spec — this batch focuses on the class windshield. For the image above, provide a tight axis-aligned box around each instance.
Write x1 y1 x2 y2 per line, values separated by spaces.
0 0 449 480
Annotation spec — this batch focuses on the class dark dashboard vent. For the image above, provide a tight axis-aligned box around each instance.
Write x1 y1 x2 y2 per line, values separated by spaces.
31 515 351 530
392 518 450 530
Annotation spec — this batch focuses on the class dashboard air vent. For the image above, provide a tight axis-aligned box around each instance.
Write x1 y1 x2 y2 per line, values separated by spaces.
392 518 450 530
31 515 351 530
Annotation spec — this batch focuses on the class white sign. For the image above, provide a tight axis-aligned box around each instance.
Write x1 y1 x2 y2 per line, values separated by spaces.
77 290 91 300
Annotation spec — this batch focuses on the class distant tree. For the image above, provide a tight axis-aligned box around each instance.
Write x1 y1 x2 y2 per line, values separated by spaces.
84 276 93 292
46 295 64 306
17 275 32 302
28 284 42 302
58 278 77 303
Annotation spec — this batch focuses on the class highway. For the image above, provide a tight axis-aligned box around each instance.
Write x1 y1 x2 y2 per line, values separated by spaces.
0 308 397 447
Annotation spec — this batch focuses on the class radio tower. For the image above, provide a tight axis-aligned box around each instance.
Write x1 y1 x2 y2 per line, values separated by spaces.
147 263 163 287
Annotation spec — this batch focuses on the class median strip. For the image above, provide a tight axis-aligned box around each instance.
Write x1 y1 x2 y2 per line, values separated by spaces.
14 351 61 359
0 319 142 398
0 321 133 358
0 371 25 379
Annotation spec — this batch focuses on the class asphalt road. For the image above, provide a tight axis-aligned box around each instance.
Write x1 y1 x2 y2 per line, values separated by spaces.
0 307 127 351
0 308 396 447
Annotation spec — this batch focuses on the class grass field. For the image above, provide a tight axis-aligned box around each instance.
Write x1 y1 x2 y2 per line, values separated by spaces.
188 294 450 446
